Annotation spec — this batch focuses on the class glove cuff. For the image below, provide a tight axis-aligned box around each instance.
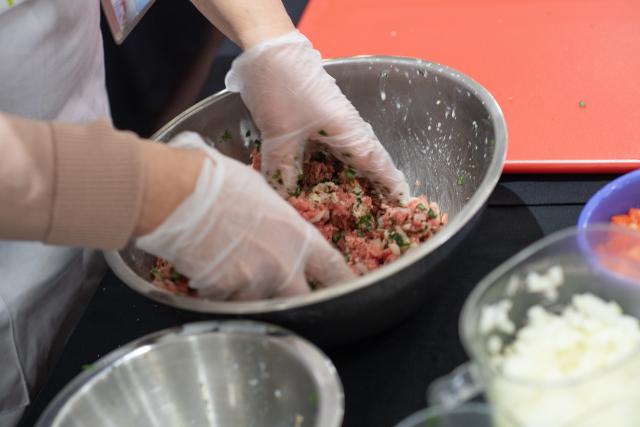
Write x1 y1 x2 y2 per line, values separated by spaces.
135 133 226 261
225 29 312 93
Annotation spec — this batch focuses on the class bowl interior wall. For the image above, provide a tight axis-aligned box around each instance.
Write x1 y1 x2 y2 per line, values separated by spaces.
53 335 319 426
120 59 497 282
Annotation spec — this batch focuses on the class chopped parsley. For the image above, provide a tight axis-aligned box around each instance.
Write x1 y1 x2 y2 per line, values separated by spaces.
356 230 365 237
578 100 587 108
417 203 426 210
456 175 465 186
273 169 283 185
150 267 162 279
427 207 437 219
390 232 410 248
308 393 318 406
332 231 343 244
357 214 373 231
289 185 302 197
345 168 356 180
318 129 328 136
170 271 181 281
221 129 232 141
81 364 95 372
425 417 438 427
308 280 321 290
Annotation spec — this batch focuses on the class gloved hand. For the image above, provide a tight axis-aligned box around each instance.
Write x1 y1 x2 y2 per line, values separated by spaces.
136 132 355 300
225 30 410 202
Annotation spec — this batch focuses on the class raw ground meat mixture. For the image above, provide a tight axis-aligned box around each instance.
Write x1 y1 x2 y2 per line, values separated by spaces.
150 258 194 296
150 146 448 295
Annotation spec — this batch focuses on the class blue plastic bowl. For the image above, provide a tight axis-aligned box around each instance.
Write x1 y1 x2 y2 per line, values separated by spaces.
579 169 640 228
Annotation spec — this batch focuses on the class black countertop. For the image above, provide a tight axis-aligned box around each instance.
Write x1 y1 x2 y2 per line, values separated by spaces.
20 175 615 427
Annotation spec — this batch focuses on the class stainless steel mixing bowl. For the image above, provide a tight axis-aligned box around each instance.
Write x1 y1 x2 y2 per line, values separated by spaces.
105 56 507 347
37 321 343 427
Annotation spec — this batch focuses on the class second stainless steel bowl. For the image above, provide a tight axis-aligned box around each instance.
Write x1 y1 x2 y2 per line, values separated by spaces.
37 321 343 427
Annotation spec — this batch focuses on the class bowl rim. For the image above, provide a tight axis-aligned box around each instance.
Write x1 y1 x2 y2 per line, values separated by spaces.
104 55 508 314
36 320 344 427
578 168 640 228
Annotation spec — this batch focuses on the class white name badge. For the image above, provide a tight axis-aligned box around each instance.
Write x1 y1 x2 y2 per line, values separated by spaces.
101 0 156 44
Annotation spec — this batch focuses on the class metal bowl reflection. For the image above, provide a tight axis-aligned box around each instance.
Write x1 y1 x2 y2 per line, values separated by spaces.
37 321 343 427
104 56 507 347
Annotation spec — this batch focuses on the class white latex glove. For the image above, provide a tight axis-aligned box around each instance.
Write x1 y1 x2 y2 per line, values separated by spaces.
225 30 410 202
136 132 355 301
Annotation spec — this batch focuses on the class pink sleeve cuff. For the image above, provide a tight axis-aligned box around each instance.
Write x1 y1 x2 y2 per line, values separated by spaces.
44 120 144 249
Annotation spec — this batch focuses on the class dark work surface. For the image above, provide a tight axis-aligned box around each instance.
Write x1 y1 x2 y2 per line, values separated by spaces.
19 175 616 427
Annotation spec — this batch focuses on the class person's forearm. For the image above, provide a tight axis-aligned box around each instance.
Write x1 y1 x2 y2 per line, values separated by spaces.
190 0 295 49
135 141 204 237
0 113 203 249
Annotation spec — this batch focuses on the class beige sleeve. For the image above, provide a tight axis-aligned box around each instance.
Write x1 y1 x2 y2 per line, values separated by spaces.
0 113 145 249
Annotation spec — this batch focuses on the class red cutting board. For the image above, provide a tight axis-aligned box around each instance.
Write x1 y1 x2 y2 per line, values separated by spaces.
298 0 640 174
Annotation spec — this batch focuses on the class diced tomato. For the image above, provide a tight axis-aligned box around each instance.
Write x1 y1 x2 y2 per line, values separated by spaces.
600 208 640 279
611 215 632 226
628 208 640 222
611 207 640 229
